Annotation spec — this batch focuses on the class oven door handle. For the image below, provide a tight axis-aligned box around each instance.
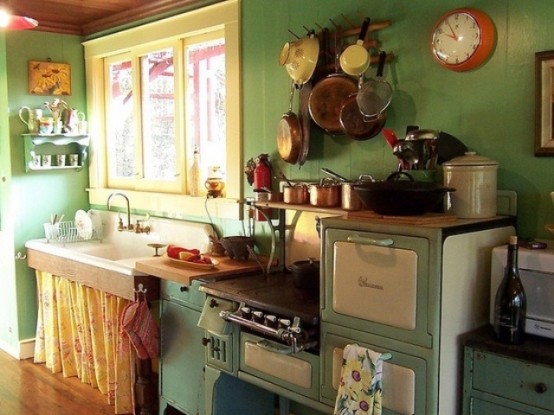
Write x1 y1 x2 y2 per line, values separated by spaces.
255 339 294 355
347 235 394 246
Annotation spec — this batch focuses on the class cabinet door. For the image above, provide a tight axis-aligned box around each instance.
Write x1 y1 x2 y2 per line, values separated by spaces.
160 299 205 414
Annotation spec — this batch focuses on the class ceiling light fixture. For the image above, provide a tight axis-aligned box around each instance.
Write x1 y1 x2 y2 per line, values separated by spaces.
0 4 38 31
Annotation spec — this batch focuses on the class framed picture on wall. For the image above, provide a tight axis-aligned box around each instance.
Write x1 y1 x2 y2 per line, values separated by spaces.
535 50 554 156
28 60 71 96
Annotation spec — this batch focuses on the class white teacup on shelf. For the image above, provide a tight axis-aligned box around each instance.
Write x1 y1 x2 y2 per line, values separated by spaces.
56 154 66 166
41 154 52 167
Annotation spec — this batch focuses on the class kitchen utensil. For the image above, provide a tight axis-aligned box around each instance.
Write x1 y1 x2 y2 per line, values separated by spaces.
436 131 468 164
289 258 320 292
442 152 498 218
339 75 387 140
279 31 320 85
321 168 372 210
382 128 399 149
277 81 303 163
308 25 357 135
219 236 256 261
404 129 439 170
309 177 341 207
339 17 371 76
393 140 419 170
283 184 309 204
356 51 392 120
353 172 455 215
297 81 312 165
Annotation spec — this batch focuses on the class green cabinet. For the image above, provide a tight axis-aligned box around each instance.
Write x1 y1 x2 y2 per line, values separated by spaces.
159 279 206 415
463 326 554 415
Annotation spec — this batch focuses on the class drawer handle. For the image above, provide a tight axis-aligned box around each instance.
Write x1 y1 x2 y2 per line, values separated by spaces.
347 235 394 246
535 383 548 394
179 286 188 292
209 298 219 308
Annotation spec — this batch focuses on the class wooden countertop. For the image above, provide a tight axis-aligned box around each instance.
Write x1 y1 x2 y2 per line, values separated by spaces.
135 255 265 286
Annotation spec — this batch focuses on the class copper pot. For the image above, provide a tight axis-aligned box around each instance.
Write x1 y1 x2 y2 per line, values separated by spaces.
309 178 341 207
283 185 309 204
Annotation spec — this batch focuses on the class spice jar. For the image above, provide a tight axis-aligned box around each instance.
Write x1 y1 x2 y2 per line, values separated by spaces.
442 152 498 218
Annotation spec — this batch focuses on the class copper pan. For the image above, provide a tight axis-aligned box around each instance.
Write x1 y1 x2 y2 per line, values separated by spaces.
277 81 303 164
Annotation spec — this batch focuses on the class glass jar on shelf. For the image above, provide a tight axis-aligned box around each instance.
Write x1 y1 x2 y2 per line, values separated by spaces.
204 166 225 198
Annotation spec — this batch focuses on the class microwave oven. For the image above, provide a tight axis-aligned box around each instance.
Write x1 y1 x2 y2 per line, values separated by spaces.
490 244 554 339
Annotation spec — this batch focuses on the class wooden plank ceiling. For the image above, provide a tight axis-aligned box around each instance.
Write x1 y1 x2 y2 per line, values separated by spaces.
4 0 210 36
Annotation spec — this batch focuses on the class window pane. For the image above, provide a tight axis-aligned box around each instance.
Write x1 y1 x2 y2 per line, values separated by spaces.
141 48 176 180
186 38 226 182
108 60 135 178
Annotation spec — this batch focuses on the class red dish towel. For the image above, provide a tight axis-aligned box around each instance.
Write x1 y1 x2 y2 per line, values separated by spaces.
121 298 160 360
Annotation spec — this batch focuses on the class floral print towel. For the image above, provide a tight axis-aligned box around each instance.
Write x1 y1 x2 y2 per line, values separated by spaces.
334 344 391 415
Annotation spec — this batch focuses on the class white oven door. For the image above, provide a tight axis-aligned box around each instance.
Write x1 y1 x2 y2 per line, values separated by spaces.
321 330 425 415
333 240 418 330
239 332 320 400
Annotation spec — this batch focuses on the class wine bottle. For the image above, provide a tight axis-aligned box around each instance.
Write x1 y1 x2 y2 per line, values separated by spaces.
493 235 527 344
190 145 201 196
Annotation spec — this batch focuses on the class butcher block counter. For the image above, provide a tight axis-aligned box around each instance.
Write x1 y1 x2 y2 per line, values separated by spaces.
135 255 266 285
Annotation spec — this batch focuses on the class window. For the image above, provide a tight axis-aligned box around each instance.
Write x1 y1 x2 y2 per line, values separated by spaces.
84 0 241 218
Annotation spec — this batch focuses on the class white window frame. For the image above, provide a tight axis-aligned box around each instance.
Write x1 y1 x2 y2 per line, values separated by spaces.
83 0 242 219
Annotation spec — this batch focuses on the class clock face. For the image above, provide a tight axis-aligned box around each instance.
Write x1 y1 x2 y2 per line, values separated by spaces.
432 12 479 65
431 8 496 71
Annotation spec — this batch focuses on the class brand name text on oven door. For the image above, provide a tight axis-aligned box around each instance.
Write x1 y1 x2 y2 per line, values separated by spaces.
358 276 384 290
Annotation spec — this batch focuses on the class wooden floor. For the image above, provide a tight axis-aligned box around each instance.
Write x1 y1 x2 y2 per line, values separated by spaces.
0 349 115 415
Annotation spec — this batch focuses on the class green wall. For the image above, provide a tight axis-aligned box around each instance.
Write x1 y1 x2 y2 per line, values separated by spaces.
242 0 554 240
2 0 554 355
0 31 88 351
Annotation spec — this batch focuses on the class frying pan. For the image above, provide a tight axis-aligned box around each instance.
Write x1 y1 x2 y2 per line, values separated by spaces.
297 81 312 165
277 81 303 164
339 17 371 76
308 26 357 135
356 51 392 120
339 75 387 140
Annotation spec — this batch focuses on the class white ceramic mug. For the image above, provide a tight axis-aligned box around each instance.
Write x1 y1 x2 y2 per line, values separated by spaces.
41 154 52 167
69 154 79 166
56 154 66 166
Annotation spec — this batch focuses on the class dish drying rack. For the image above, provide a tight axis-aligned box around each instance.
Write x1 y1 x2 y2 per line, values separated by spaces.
44 220 103 243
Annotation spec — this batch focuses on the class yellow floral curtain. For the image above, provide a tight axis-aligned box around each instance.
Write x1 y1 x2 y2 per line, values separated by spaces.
34 270 135 414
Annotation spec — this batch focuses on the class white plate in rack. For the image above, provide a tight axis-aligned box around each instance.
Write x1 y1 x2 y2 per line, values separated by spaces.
75 209 93 240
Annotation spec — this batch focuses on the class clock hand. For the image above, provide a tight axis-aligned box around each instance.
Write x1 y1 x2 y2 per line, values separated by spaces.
446 21 458 40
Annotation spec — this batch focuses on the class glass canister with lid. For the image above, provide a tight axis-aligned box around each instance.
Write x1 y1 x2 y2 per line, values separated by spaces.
442 152 498 218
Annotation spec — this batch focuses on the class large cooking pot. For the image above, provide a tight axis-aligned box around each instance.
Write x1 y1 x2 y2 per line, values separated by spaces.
352 172 455 216
289 258 320 292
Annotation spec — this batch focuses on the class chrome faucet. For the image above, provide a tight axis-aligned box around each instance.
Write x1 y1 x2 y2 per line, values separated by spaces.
107 192 132 231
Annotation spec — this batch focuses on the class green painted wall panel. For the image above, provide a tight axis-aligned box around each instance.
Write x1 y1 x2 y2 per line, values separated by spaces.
241 0 554 240
1 30 88 348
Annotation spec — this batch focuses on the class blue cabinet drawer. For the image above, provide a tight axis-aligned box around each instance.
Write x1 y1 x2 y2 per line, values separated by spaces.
472 350 554 412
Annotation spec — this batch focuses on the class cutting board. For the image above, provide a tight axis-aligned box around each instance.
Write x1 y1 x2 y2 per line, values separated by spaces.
135 255 265 286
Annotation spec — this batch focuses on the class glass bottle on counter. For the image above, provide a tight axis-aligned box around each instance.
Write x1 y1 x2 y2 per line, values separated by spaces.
189 145 202 196
493 235 527 344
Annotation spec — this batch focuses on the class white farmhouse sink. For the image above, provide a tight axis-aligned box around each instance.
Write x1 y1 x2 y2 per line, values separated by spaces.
25 210 215 276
